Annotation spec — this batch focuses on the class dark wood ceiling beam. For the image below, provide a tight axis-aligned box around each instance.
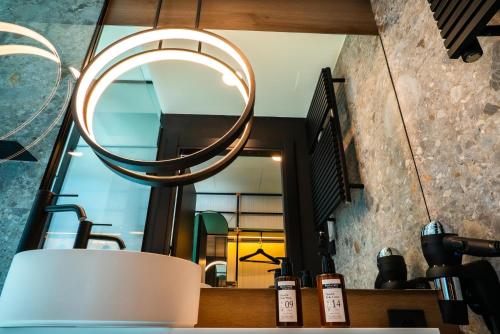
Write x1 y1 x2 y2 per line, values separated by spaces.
104 0 378 35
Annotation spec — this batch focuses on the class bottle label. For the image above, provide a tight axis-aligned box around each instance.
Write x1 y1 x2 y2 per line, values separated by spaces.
277 281 297 323
322 278 346 323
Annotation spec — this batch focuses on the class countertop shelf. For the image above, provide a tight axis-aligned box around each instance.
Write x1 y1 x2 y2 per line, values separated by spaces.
197 289 459 334
0 328 440 334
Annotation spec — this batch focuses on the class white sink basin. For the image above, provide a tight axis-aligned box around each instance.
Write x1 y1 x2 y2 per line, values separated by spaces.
0 250 201 328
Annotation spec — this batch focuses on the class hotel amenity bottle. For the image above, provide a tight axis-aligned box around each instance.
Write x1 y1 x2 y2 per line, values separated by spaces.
275 257 303 327
316 233 350 327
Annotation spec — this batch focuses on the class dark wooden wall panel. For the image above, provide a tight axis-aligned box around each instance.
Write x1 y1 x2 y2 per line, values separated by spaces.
104 0 157 27
104 0 378 35
199 0 378 34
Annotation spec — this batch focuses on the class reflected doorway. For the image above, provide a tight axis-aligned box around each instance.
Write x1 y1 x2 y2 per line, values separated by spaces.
175 153 285 288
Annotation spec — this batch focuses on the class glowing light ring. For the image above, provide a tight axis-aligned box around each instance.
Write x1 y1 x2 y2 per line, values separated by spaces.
0 22 62 141
0 22 78 164
82 48 249 172
86 49 249 140
0 80 73 163
73 28 255 186
97 117 253 186
205 261 227 271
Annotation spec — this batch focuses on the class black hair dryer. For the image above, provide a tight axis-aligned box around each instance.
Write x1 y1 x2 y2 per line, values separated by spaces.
421 220 500 333
375 247 430 289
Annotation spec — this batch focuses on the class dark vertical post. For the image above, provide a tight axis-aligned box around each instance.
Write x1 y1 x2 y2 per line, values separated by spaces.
141 115 178 254
73 221 93 249
16 190 55 252
282 141 304 272
235 193 240 283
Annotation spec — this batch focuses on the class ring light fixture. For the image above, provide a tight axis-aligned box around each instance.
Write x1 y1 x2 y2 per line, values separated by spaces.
205 261 227 272
0 22 77 163
72 27 256 186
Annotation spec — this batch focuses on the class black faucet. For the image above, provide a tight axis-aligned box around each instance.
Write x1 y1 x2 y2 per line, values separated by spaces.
86 233 126 250
74 220 126 250
45 204 87 221
45 204 126 250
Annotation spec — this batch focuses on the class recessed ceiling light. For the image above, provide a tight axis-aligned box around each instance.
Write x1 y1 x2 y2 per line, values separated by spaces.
272 155 282 162
68 151 83 157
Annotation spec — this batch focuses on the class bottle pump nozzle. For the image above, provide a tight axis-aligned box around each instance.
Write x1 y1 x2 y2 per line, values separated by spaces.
278 257 292 276
318 231 336 274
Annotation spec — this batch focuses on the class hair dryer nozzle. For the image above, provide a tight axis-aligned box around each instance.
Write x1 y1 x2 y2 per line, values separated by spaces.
437 300 469 325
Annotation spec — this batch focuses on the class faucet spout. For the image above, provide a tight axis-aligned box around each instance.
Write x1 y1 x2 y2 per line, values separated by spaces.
88 234 126 250
45 204 87 221
43 203 126 250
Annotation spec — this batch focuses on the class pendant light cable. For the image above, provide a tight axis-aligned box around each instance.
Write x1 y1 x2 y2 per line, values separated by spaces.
379 35 431 222
195 0 203 52
154 0 164 48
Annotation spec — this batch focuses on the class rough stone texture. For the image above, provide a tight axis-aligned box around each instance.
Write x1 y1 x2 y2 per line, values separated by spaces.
372 4 499 332
332 35 429 288
0 0 105 291
370 0 499 242
333 1 499 333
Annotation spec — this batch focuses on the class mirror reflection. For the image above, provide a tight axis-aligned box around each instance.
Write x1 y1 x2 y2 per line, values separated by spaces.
187 155 284 288
41 23 430 292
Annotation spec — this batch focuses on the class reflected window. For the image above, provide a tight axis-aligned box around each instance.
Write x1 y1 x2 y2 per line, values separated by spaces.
44 25 161 251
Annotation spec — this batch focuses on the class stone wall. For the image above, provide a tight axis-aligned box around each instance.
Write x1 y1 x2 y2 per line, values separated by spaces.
333 1 499 333
332 34 430 288
0 0 105 290
371 0 499 248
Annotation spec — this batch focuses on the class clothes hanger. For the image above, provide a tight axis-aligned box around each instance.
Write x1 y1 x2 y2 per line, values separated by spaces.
239 232 280 265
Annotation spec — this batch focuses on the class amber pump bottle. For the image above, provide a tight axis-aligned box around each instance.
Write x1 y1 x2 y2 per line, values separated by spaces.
316 233 350 327
275 257 303 327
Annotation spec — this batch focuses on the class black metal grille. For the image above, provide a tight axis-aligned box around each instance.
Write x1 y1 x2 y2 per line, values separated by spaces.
306 69 331 153
307 68 350 228
428 0 499 62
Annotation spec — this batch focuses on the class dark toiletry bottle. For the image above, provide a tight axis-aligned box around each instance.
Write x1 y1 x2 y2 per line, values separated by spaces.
275 257 303 327
316 252 350 327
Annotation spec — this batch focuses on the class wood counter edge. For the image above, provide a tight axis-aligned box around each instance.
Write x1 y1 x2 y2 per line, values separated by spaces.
196 288 460 334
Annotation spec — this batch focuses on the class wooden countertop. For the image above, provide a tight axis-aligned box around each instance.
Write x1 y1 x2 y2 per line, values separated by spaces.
197 288 459 334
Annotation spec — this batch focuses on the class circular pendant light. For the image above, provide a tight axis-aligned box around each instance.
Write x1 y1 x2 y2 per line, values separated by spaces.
72 27 255 186
0 22 78 163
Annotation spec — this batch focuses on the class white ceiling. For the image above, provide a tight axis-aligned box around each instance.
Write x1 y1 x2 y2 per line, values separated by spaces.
97 26 345 118
192 156 282 193
150 29 345 118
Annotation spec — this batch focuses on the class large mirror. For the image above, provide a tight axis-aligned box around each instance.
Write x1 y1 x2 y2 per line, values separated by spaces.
43 24 427 291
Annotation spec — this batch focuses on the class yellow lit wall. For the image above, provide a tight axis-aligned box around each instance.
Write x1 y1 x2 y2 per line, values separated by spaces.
227 232 285 288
